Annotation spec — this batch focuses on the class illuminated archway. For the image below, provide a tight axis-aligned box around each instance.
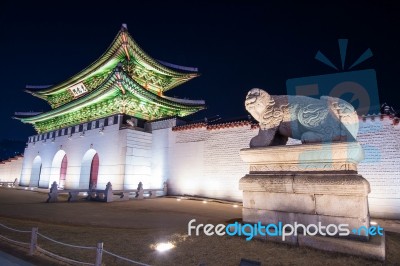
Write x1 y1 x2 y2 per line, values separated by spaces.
80 149 99 189
29 156 42 187
49 150 68 189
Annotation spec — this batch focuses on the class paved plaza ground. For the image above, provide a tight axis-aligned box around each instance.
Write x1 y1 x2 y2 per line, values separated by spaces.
0 188 241 229
0 188 399 265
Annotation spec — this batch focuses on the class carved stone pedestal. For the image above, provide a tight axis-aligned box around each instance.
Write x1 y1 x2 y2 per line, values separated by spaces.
239 142 385 261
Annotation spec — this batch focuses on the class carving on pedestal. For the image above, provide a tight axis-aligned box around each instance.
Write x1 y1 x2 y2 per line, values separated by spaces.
242 142 364 173
249 163 357 172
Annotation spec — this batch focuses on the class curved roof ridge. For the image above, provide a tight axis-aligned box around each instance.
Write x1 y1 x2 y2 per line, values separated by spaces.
161 95 205 105
156 59 198 72
18 68 205 125
25 85 53 90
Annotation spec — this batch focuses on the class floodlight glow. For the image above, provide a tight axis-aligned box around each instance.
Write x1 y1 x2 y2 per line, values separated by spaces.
155 242 174 252
233 204 238 208
24 187 28 190
176 198 181 201
202 200 207 204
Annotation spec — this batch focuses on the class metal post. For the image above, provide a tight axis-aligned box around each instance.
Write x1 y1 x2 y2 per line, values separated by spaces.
29 227 38 255
95 242 103 266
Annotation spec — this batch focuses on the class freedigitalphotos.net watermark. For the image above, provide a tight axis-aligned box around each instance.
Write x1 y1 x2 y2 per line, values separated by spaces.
187 219 384 241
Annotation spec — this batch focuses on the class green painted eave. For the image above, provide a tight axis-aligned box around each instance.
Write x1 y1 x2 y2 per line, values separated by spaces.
19 69 205 125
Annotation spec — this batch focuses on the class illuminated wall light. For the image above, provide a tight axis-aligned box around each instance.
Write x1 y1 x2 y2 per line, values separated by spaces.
233 204 239 208
202 200 207 204
176 198 181 201
370 221 378 226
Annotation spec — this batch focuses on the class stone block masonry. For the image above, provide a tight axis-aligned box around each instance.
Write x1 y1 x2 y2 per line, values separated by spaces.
167 115 400 219
357 115 400 219
0 155 23 183
169 123 257 201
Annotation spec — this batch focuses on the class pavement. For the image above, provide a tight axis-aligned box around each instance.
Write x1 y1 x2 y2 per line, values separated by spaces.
0 187 399 234
1 187 400 265
0 188 242 230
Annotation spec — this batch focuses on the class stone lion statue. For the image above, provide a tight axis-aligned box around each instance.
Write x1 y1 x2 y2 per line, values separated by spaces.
245 88 359 147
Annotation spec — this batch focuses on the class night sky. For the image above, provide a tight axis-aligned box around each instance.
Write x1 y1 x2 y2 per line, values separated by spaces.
1 1 399 141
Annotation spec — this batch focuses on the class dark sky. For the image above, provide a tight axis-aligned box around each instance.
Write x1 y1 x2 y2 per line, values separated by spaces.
1 0 399 141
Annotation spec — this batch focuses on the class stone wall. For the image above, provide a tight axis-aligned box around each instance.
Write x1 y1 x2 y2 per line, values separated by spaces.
123 129 153 189
0 156 24 182
2 114 399 219
357 115 400 219
167 123 258 201
168 115 400 219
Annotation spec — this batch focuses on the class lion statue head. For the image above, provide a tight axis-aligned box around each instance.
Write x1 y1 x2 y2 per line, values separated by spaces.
245 88 277 128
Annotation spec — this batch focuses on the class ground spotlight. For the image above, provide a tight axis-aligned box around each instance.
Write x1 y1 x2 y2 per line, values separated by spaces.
155 242 174 252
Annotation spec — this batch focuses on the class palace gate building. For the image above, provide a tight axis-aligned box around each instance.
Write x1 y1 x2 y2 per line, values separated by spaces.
15 24 205 191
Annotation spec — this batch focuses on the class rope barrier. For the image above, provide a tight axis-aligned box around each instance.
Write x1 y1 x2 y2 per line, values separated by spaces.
37 233 96 250
0 234 30 246
37 246 95 266
0 223 31 233
0 222 150 266
103 249 151 266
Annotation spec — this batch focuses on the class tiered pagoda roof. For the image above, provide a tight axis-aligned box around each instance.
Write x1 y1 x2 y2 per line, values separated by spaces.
16 24 205 133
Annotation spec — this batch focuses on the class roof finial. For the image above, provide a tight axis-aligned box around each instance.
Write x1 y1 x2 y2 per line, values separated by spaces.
121 23 128 30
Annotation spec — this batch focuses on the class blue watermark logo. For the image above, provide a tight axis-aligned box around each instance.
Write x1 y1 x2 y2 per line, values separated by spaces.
188 219 384 241
286 39 380 116
284 39 383 166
